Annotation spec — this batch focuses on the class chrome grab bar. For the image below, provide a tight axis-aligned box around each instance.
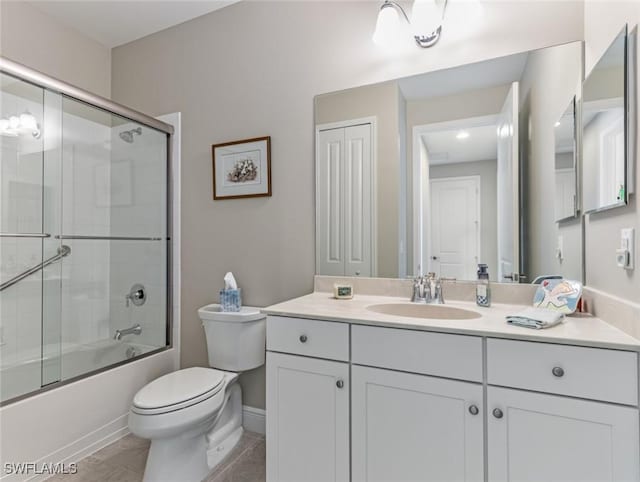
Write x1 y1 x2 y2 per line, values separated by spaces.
0 245 71 292
0 233 51 238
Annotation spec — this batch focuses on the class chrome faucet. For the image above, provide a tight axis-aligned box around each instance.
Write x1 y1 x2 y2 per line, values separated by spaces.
411 273 445 304
114 324 142 341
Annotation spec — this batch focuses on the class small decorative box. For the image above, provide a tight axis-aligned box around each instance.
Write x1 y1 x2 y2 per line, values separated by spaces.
220 288 242 312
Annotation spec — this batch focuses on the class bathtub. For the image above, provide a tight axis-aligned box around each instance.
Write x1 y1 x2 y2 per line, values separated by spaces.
0 340 158 403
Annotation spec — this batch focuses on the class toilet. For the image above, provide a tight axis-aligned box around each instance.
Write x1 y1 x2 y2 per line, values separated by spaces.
128 304 266 482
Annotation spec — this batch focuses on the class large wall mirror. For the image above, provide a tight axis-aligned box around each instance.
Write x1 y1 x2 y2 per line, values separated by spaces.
583 26 630 213
315 40 584 284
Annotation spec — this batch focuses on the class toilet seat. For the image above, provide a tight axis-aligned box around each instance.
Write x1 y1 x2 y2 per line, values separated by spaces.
132 367 226 415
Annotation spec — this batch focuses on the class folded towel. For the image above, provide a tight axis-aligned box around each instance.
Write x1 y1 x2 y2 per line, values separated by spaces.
506 307 564 330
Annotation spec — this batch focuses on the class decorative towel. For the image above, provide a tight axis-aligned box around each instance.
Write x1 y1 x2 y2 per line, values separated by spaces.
506 307 565 330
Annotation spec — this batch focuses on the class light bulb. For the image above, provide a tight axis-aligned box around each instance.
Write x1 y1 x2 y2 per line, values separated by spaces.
373 3 410 48
554 121 561 127
9 116 20 129
411 0 442 37
19 111 37 131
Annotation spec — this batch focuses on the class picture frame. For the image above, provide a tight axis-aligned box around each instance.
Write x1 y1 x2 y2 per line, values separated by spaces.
212 136 272 200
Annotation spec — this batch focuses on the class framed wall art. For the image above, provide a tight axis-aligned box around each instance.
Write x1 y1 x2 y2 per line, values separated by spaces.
212 136 271 200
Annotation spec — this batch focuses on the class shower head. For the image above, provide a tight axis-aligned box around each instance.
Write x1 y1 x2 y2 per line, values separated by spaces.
119 127 142 143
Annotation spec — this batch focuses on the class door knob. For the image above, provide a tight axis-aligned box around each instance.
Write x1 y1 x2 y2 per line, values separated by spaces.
468 405 479 416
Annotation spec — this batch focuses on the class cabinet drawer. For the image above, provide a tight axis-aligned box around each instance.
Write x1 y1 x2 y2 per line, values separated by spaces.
267 316 349 361
487 338 638 405
352 325 483 382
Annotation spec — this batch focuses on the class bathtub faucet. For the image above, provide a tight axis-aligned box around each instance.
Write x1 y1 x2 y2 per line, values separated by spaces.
114 324 142 341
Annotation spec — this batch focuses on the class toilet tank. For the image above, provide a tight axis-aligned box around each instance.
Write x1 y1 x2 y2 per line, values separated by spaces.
198 304 266 372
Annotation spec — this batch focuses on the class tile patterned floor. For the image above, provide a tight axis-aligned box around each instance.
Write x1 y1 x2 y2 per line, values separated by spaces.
46 431 265 482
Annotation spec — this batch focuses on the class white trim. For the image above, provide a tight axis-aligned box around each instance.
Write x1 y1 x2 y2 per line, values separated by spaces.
315 117 378 277
24 417 129 481
412 114 497 277
243 405 266 435
157 112 181 371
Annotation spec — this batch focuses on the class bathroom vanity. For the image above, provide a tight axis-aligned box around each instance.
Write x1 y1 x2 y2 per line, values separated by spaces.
263 290 640 482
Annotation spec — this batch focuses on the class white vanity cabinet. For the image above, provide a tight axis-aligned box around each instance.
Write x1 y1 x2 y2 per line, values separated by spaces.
351 365 484 482
266 317 350 482
265 315 640 482
487 386 640 482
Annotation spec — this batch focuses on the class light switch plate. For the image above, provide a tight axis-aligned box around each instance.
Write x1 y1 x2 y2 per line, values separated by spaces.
621 228 635 270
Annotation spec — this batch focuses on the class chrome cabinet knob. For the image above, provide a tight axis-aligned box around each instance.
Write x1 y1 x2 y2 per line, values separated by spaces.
336 379 344 389
492 408 504 419
552 366 565 377
299 334 308 343
468 405 479 416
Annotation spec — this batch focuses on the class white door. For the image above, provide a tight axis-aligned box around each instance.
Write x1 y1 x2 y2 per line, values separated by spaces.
344 124 372 276
429 176 480 280
266 352 349 482
316 128 345 276
352 365 484 482
316 124 372 276
488 386 640 482
497 82 520 282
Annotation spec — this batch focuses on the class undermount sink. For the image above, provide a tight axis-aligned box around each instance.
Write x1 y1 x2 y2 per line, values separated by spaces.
366 303 481 320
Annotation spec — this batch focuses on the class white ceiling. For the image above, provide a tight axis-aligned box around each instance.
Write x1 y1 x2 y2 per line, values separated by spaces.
398 51 529 100
28 0 242 48
422 123 498 166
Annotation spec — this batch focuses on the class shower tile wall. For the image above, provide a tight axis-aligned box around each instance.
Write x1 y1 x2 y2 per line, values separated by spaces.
108 123 167 352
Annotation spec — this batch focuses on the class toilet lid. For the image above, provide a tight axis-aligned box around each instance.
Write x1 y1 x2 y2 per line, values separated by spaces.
133 367 225 411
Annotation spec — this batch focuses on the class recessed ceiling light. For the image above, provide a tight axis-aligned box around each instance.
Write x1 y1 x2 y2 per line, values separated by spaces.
456 131 469 140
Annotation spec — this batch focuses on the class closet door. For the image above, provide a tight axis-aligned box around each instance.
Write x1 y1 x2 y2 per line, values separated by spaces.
316 128 345 276
344 125 372 277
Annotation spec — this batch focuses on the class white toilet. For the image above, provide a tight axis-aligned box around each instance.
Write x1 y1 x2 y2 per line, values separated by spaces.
128 304 266 482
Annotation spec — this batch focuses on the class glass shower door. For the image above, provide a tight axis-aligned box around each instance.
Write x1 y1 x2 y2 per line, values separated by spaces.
0 72 63 402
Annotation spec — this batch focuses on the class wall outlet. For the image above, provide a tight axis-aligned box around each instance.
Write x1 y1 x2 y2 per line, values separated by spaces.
620 228 635 270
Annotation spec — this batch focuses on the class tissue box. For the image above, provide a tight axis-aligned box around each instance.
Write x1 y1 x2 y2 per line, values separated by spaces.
220 288 242 312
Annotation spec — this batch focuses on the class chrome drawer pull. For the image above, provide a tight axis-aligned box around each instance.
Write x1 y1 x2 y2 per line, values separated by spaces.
492 408 503 419
552 366 565 378
299 334 308 343
336 379 344 389
468 405 479 416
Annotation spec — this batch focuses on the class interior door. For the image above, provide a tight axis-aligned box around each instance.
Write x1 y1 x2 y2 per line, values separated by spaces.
496 82 520 283
429 176 480 280
316 128 345 276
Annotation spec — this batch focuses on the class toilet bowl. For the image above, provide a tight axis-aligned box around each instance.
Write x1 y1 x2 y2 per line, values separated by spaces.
128 305 265 482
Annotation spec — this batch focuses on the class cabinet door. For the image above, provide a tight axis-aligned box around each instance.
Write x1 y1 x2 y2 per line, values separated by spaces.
488 386 640 482
352 365 484 482
266 352 349 482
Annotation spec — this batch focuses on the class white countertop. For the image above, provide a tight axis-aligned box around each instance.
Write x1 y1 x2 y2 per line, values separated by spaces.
262 292 640 351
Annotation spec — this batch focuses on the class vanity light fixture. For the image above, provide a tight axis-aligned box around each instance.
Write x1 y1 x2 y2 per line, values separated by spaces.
456 130 470 140
373 0 448 49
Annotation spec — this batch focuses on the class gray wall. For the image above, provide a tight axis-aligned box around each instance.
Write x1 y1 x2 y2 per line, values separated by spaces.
0 1 111 97
111 1 584 409
518 41 583 282
430 160 498 278
315 81 400 278
583 2 639 303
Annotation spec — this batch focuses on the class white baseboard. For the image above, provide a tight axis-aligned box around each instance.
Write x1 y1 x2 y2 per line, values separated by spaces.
242 405 265 435
24 415 129 482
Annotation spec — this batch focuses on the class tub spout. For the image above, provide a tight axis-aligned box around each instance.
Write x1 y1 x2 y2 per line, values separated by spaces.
114 324 142 341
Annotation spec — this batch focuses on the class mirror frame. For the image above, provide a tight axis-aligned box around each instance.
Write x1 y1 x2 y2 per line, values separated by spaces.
555 96 580 223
